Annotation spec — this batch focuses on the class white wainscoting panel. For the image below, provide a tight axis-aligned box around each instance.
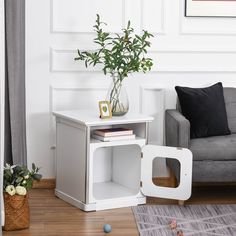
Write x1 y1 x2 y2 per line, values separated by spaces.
180 18 236 36
51 48 103 72
139 85 168 177
139 85 165 145
142 0 165 34
124 0 142 31
52 0 125 33
151 50 236 72
52 48 236 73
51 86 108 112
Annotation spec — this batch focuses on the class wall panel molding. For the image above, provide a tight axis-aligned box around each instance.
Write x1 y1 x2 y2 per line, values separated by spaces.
150 50 236 72
139 85 165 145
139 85 168 177
50 48 103 72
50 85 108 111
141 0 166 35
51 47 236 73
51 0 126 33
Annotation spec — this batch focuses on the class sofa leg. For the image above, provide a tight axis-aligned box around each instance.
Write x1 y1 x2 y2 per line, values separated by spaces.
178 200 185 206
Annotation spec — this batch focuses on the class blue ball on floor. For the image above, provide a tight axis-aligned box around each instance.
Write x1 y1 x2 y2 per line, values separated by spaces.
103 224 112 233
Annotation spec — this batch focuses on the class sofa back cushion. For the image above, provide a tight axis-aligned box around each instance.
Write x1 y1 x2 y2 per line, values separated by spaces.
224 87 236 133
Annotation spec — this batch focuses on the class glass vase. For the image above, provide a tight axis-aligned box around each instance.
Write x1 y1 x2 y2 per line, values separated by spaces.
106 75 129 116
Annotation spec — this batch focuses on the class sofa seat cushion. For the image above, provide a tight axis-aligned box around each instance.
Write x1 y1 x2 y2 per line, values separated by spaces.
189 134 236 161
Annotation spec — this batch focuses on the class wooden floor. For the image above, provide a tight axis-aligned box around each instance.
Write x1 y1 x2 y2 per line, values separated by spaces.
3 186 236 236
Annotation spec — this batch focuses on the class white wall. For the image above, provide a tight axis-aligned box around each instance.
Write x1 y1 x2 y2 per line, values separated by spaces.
26 0 236 178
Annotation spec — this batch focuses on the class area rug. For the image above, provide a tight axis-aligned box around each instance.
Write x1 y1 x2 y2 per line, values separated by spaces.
132 205 236 236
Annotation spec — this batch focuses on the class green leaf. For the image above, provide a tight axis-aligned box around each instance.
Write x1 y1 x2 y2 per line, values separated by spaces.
127 20 131 29
32 163 36 171
16 177 23 183
33 174 42 181
26 180 33 190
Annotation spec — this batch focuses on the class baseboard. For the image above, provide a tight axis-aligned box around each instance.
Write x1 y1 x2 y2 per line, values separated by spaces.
33 178 56 189
32 177 174 189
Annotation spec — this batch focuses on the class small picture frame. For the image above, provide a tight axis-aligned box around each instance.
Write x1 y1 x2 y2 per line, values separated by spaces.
99 101 112 119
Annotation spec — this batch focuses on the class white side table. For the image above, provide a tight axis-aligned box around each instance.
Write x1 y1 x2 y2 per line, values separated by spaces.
53 110 192 211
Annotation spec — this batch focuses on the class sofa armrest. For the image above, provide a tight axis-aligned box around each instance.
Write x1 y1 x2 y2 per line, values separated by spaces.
165 109 190 148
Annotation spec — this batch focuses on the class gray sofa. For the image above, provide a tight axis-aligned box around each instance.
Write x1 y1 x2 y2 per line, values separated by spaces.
166 87 236 183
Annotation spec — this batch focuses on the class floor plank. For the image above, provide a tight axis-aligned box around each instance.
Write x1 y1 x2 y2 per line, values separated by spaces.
3 186 236 236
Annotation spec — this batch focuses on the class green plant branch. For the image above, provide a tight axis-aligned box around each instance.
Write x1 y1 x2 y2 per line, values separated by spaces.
75 14 154 81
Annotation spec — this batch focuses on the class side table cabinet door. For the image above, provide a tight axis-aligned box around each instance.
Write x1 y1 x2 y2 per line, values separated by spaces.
140 145 193 201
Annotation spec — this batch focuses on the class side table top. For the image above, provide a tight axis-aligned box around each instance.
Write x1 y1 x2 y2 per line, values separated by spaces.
53 110 154 126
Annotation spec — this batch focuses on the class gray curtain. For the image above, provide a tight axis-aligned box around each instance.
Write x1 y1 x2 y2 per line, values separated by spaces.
4 0 27 166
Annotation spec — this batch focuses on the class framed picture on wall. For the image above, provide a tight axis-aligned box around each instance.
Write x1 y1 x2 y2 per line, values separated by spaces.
185 0 236 17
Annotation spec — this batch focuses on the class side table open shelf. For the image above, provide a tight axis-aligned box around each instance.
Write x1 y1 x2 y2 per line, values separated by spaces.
53 110 193 211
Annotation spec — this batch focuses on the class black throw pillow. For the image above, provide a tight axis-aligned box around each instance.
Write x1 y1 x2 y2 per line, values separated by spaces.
175 82 230 139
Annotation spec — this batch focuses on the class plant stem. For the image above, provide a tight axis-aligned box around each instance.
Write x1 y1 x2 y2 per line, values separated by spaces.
109 75 126 114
